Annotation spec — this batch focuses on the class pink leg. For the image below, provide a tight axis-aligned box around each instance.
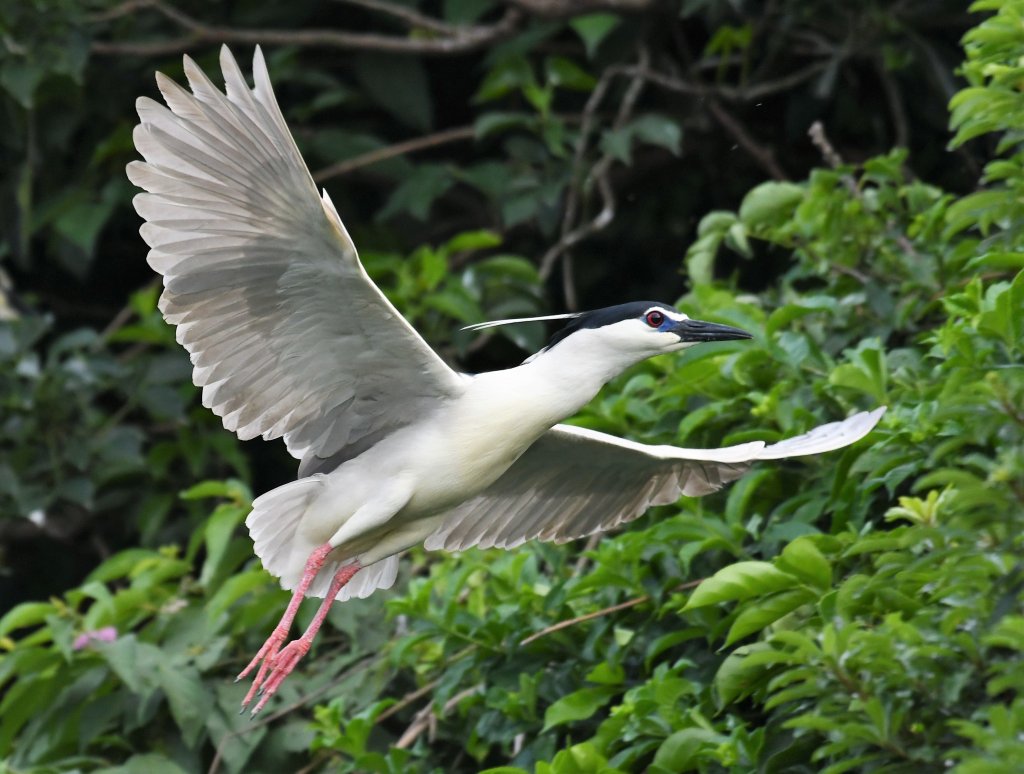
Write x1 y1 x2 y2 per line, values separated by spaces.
248 560 362 716
238 543 333 710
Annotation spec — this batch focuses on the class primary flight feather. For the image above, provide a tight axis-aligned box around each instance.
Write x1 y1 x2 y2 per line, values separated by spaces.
128 46 885 715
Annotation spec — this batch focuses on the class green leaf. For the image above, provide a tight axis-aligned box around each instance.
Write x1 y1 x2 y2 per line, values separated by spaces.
156 663 212 747
86 549 161 584
978 270 1023 351
967 251 1024 271
351 53 433 132
101 636 163 696
541 685 618 731
738 182 804 229
569 14 620 59
601 114 682 165
725 588 818 645
0 602 56 637
653 728 726 771
585 661 625 685
777 537 833 590
714 643 791 707
97 753 191 774
53 198 116 271
684 561 799 610
199 503 248 588
475 56 534 102
0 61 44 108
379 164 453 221
444 230 503 254
474 111 535 139
829 338 888 404
545 57 596 91
205 569 276 622
180 479 248 502
629 114 683 156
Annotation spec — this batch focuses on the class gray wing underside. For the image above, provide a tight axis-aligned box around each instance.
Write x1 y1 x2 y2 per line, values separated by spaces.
128 46 463 464
425 408 885 552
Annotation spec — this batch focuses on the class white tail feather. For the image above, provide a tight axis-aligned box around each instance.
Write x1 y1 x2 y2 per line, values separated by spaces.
246 477 402 601
247 477 324 589
308 554 400 600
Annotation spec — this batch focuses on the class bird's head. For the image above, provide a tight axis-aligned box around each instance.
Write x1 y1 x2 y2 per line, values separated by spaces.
465 301 753 372
537 301 752 369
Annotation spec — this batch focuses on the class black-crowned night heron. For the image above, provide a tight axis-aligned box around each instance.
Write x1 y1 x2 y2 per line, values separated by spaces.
128 47 885 715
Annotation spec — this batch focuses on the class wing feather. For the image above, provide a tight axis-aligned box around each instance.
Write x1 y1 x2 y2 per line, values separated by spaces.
129 46 464 463
427 408 885 550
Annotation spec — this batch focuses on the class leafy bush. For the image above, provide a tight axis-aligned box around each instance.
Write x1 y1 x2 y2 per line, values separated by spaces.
2 0 1022 772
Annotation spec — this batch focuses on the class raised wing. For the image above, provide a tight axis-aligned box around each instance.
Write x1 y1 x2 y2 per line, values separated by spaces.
425 407 885 551
128 47 464 466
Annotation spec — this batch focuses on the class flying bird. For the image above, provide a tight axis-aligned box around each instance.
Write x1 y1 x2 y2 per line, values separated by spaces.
127 46 885 715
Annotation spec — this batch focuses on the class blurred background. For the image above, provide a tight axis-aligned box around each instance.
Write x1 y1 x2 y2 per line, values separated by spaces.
1 1 1022 772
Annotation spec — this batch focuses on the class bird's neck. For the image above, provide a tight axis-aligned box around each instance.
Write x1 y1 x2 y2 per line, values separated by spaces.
507 334 640 424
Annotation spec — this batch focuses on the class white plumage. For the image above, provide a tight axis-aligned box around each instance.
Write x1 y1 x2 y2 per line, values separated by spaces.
128 46 885 714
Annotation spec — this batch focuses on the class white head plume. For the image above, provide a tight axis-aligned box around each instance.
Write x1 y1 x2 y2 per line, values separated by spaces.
461 312 582 332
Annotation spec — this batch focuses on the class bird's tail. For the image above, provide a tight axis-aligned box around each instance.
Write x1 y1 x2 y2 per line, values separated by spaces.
247 477 324 590
246 476 401 601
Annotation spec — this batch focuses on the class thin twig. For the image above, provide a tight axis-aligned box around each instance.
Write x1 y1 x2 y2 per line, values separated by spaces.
374 679 440 724
540 67 617 281
539 46 650 307
875 59 909 149
571 534 601 578
313 126 476 182
519 578 704 646
330 0 455 35
395 683 484 749
807 120 845 170
707 99 786 180
617 60 829 102
808 119 860 194
539 56 825 291
508 0 657 18
86 0 152 22
91 1 523 57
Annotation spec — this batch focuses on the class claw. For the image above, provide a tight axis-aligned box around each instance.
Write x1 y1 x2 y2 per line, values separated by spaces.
238 627 288 710
252 638 311 712
238 556 361 714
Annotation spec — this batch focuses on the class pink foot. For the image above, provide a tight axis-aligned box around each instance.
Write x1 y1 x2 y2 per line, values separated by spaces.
237 626 287 709
245 561 362 716
249 638 312 715
237 543 334 713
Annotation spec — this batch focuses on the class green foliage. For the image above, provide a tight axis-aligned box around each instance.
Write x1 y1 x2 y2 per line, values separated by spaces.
0 291 248 554
2 0 1022 772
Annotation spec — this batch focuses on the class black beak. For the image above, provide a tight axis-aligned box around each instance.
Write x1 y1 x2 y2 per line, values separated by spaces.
671 318 753 343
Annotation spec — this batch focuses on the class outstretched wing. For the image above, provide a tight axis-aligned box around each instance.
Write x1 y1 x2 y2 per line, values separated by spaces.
128 46 464 467
425 408 885 551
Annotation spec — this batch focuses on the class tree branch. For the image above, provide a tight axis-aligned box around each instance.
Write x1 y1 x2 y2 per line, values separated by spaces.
519 578 704 646
507 0 657 18
395 683 484 749
91 0 523 57
539 45 649 308
330 0 455 35
616 60 829 102
706 99 787 180
313 126 477 182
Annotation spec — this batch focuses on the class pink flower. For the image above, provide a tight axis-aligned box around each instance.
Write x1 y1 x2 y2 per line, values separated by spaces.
72 626 118 651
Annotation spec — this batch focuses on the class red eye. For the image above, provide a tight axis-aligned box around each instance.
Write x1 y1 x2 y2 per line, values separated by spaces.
645 311 665 327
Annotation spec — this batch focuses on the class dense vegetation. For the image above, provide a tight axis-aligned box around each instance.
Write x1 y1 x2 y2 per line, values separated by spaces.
1 0 1022 771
